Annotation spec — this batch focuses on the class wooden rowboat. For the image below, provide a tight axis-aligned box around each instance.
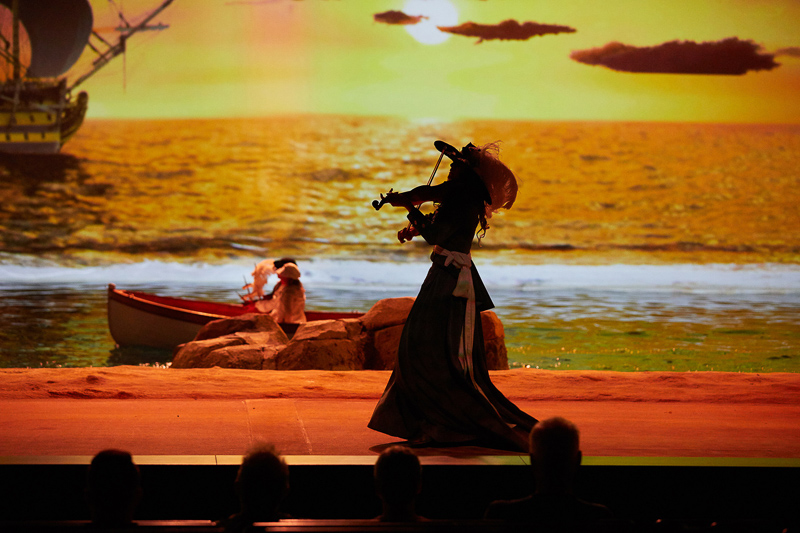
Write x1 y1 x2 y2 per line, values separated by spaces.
107 283 363 350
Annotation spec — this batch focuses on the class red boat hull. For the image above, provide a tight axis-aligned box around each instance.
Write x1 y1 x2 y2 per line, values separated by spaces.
107 284 363 349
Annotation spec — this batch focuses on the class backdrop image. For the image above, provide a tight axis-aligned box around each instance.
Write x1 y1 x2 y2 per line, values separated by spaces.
0 0 798 371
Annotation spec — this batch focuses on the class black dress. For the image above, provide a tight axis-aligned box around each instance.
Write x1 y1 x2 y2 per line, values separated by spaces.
368 170 537 451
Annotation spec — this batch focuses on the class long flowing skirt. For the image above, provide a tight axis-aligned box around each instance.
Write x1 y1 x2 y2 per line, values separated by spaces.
368 257 536 452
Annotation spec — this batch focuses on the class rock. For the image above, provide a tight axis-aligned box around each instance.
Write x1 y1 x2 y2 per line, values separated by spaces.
365 323 403 370
170 298 508 371
269 339 363 370
360 297 415 331
292 319 362 342
193 313 289 343
269 318 364 370
171 336 246 368
481 311 509 371
234 331 289 346
361 311 508 371
172 330 288 369
207 344 280 370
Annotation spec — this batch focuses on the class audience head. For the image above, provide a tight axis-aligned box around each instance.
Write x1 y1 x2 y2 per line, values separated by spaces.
235 443 289 518
374 445 422 520
85 449 142 527
529 417 582 493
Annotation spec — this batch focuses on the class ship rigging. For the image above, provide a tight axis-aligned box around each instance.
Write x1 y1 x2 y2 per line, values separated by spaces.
0 0 173 154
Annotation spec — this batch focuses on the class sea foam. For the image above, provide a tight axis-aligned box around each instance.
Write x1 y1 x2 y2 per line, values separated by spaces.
1 258 799 293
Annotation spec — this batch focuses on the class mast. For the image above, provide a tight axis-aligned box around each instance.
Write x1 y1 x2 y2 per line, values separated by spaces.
10 0 18 81
68 0 173 92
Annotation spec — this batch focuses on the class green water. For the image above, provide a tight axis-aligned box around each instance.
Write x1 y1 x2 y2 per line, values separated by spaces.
1 283 797 372
507 321 799 373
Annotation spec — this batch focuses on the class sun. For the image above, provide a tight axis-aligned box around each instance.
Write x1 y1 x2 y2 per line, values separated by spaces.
403 0 458 46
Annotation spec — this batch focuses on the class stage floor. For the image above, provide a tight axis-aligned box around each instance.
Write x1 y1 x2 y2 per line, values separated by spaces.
2 367 800 466
2 368 799 525
2 397 799 466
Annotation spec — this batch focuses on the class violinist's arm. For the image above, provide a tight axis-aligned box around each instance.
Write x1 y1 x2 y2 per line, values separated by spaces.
384 183 449 211
382 182 451 244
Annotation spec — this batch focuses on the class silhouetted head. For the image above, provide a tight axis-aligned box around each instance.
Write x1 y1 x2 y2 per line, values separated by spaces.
273 258 297 270
374 445 422 508
529 417 582 493
85 449 141 526
435 139 517 214
236 443 289 516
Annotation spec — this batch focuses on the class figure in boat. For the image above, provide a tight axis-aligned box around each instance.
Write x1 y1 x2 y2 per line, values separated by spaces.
242 258 306 324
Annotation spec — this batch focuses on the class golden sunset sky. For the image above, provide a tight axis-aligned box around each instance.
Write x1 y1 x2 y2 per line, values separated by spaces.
75 0 800 123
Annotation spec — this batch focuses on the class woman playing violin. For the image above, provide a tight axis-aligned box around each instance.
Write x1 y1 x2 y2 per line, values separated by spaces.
368 140 537 452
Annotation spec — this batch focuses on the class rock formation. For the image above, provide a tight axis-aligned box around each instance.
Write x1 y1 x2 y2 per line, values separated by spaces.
171 297 509 371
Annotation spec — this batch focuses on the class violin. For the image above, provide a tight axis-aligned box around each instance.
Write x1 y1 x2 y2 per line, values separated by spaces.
372 188 420 242
371 188 393 211
372 143 447 243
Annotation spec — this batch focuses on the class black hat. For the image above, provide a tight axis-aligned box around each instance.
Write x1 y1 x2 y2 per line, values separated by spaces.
434 140 518 212
434 140 480 164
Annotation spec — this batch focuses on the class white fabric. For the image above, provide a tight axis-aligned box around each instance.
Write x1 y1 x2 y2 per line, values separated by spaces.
433 245 475 378
432 245 504 419
432 245 503 419
242 259 276 301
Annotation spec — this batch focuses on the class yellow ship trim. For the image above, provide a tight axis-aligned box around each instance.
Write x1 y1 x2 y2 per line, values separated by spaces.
0 111 59 127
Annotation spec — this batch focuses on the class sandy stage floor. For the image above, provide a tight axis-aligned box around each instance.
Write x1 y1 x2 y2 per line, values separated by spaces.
1 367 799 460
1 366 799 402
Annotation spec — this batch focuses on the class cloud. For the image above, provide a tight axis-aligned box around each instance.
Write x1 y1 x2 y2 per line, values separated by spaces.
774 46 800 58
570 37 779 75
373 10 426 26
437 19 576 44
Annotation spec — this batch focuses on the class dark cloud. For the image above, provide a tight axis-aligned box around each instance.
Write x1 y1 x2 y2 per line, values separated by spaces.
373 10 426 26
437 19 576 44
774 46 800 58
570 37 779 75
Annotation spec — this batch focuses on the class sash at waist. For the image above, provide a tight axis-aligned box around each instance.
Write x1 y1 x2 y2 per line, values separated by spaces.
432 245 476 378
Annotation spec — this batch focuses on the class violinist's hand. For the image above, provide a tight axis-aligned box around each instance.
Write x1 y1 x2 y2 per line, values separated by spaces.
383 191 412 210
397 225 420 243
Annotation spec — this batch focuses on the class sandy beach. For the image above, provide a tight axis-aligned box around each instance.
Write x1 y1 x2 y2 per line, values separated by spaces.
2 366 799 403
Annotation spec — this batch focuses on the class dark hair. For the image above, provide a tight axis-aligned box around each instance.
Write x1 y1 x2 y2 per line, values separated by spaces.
529 417 581 480
88 449 140 494
374 446 421 505
86 449 141 518
530 417 579 455
273 258 297 269
237 443 289 509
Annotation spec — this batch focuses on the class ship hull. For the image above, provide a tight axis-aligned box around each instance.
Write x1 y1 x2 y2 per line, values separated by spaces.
0 80 87 154
0 138 61 154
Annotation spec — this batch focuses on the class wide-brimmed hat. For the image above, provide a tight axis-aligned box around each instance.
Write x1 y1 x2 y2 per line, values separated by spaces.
434 140 518 214
276 263 301 280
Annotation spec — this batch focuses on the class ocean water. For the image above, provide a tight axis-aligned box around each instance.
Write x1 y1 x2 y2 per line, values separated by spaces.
1 116 798 371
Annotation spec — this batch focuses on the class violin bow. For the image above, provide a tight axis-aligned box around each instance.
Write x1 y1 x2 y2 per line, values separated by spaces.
372 148 445 211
